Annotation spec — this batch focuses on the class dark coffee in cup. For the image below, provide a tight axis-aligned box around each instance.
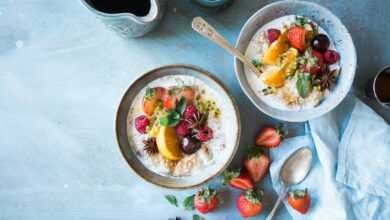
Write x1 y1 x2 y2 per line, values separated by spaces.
88 0 151 16
366 66 390 108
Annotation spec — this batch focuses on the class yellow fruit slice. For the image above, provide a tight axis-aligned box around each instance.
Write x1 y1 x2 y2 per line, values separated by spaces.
280 48 298 76
156 126 181 161
262 31 289 65
261 66 285 88
148 124 160 138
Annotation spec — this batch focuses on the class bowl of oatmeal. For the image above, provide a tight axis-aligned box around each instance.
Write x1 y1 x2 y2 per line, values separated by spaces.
116 65 240 188
234 0 356 122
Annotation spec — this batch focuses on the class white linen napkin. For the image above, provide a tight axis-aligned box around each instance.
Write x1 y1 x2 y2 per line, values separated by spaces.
269 96 390 219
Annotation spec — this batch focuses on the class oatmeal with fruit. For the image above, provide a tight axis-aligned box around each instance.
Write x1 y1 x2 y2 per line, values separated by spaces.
128 75 227 177
245 15 341 110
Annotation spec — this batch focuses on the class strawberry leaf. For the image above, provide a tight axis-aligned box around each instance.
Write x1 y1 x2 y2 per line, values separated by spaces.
244 189 262 204
222 169 240 185
247 147 264 159
183 194 195 210
292 188 307 199
164 194 178 207
193 214 205 220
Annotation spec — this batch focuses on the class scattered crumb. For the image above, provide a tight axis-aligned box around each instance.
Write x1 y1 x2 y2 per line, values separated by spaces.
15 40 24 48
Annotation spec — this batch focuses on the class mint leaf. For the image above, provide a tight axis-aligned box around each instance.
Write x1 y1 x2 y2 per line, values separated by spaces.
183 194 195 210
176 97 186 115
193 214 204 220
296 73 312 98
164 195 178 207
159 111 181 127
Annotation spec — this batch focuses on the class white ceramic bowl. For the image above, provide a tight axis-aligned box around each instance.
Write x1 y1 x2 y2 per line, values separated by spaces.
234 0 357 122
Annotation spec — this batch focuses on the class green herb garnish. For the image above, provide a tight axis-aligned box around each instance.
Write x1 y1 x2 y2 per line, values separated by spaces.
296 72 313 98
193 214 205 220
183 194 195 210
164 194 178 207
252 59 263 68
262 86 274 95
295 16 310 27
144 87 155 100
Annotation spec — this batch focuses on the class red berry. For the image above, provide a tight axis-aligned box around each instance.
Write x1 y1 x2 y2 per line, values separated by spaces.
183 105 198 119
175 121 189 137
303 50 324 75
267 28 281 44
196 126 213 142
323 49 340 64
134 115 149 134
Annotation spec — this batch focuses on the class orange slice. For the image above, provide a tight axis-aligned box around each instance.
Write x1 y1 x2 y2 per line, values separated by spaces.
262 31 289 65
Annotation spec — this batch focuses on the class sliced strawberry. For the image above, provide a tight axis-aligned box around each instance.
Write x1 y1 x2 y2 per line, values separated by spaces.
288 189 311 214
162 93 177 110
194 188 219 214
179 87 195 104
303 49 324 75
255 124 286 148
244 148 270 182
287 27 306 52
223 169 254 190
236 189 264 218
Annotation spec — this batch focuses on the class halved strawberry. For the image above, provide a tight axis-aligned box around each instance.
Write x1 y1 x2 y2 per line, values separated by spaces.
162 93 177 110
255 124 286 148
194 188 219 214
287 27 306 52
244 148 270 182
236 189 264 218
288 189 311 214
303 49 324 75
223 169 254 190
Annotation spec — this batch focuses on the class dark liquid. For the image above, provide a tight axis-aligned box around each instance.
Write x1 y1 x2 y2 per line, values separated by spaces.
89 0 151 16
375 70 390 102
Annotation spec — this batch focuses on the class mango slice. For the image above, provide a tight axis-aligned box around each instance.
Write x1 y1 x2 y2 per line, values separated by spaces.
261 66 285 88
262 31 289 65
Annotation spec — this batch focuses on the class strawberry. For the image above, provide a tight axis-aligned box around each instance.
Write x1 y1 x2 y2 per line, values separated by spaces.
223 169 254 190
236 189 264 218
143 87 163 116
287 189 311 214
194 188 219 214
255 124 286 148
179 87 195 104
287 26 306 52
303 49 324 75
244 148 270 182
162 93 177 110
267 28 281 44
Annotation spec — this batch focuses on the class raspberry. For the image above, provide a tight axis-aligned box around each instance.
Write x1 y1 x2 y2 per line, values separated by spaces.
267 28 281 44
196 126 213 142
184 105 198 119
323 50 340 64
176 121 189 137
134 115 149 134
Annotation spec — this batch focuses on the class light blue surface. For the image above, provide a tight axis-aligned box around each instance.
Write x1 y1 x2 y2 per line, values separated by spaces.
0 0 389 219
270 95 390 219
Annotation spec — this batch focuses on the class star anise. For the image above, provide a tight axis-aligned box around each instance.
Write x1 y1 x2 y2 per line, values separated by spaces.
143 137 158 155
320 66 340 90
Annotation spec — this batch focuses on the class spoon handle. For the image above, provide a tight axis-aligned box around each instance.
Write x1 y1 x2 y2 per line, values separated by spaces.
191 17 261 76
266 186 288 220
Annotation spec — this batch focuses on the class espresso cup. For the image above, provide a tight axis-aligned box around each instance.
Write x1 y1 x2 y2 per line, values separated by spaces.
365 65 390 109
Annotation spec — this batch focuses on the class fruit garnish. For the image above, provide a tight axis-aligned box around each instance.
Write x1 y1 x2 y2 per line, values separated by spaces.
194 188 219 214
180 136 201 154
319 66 339 90
135 115 150 134
261 66 285 88
262 30 289 65
255 124 286 148
303 49 324 75
288 188 311 214
223 169 254 190
185 111 208 131
280 48 298 77
236 189 264 218
163 93 177 110
296 72 313 98
179 87 195 104
244 147 270 182
156 126 181 160
311 34 330 52
323 49 340 64
143 137 158 155
175 121 190 137
183 104 198 119
287 26 306 52
160 97 186 127
267 28 281 44
195 126 213 142
252 59 263 69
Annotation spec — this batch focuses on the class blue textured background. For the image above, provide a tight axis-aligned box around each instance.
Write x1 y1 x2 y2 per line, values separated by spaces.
0 0 389 219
